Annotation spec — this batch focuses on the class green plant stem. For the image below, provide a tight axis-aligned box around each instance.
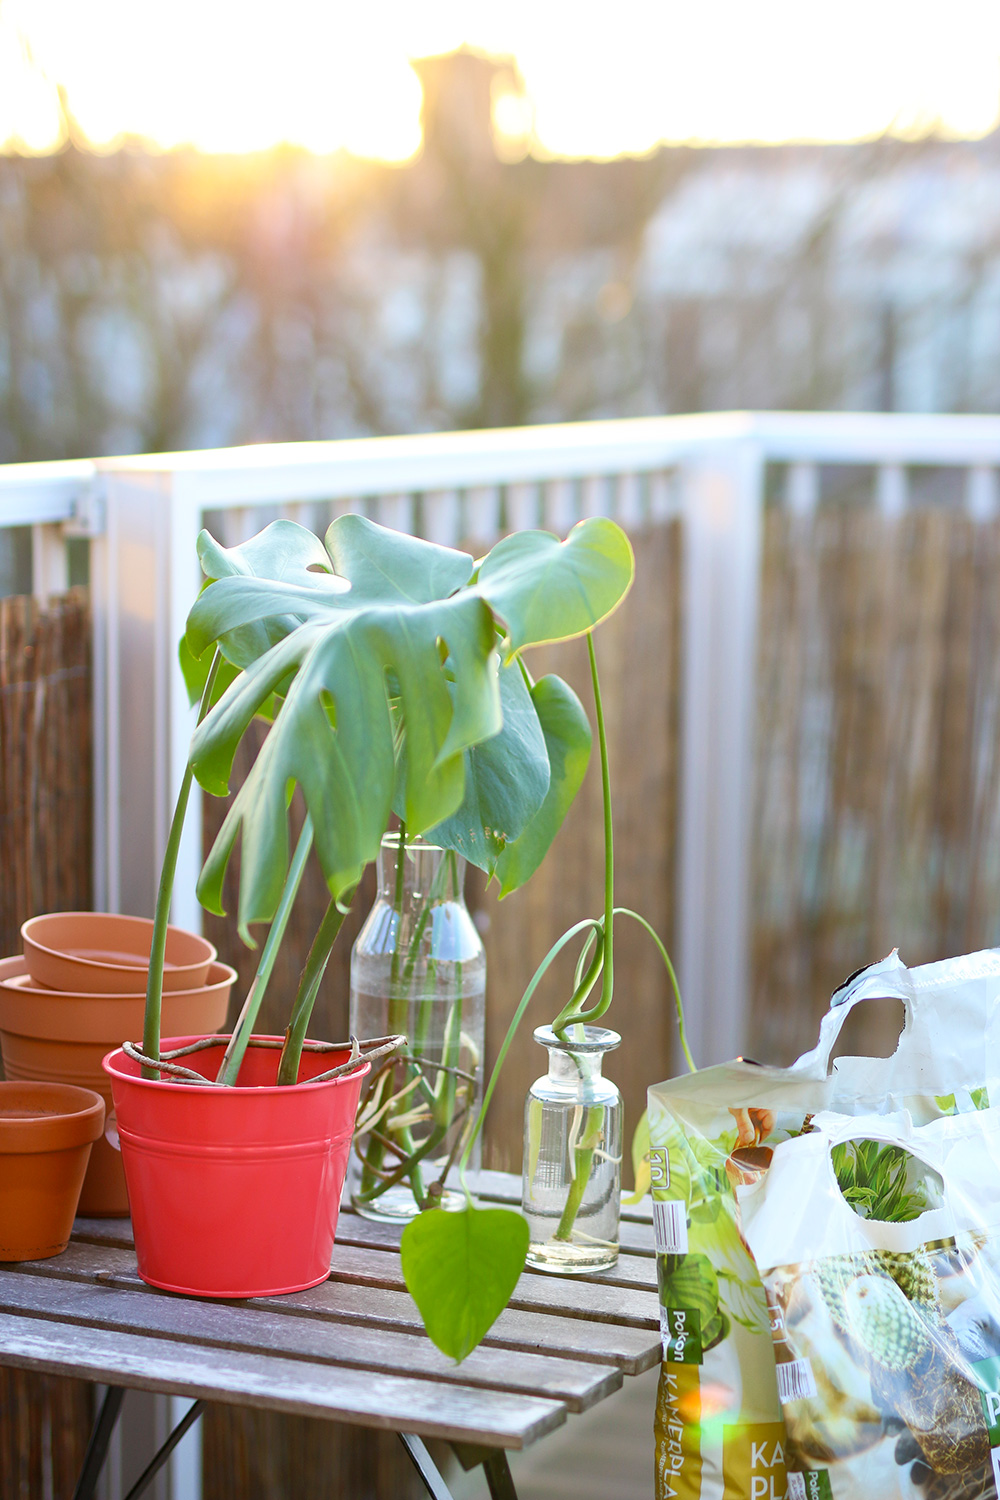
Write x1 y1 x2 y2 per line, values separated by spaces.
611 907 695 1073
354 1123 449 1201
554 1105 605 1240
457 917 602 1201
276 889 356 1085
552 632 613 1033
217 816 314 1086
141 649 222 1079
388 821 407 1009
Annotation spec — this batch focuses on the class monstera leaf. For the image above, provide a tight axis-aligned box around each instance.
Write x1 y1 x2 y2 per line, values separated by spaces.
424 660 551 872
185 513 634 928
492 675 592 895
477 518 634 656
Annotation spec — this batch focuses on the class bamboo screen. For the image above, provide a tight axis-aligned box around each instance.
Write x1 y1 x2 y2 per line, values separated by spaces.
0 589 92 961
751 500 1000 1065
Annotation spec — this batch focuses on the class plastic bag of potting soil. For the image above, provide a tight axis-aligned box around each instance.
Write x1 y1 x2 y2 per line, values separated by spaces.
647 947 1000 1500
741 1107 1000 1500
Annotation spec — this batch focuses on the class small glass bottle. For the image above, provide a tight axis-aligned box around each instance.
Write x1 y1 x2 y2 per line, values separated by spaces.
522 1024 623 1273
349 833 486 1222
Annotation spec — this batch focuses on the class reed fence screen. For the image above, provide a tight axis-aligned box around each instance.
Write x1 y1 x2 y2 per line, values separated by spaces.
0 589 91 960
751 500 1000 1064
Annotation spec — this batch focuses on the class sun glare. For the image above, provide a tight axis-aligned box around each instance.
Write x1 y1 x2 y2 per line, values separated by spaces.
1 0 999 159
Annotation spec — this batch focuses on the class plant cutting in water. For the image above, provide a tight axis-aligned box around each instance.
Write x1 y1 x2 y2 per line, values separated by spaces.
349 831 486 1219
401 626 696 1359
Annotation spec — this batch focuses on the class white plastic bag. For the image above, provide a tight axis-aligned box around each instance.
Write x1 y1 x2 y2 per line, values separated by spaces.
648 947 1000 1500
742 1108 1000 1499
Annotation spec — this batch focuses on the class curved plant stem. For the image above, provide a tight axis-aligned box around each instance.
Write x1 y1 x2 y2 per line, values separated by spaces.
611 906 695 1073
457 917 602 1203
552 632 614 1033
217 816 314 1086
141 650 221 1079
276 889 356 1085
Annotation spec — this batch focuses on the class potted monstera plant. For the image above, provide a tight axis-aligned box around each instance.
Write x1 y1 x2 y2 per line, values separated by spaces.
103 511 635 1300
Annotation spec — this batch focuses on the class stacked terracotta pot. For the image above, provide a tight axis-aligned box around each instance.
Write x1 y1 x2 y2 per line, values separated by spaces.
0 913 234 1216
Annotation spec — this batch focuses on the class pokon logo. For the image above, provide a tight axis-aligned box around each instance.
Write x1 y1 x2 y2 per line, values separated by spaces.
660 1306 702 1365
786 1471 833 1500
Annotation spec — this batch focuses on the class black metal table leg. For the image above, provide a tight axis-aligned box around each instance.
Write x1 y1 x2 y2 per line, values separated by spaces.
448 1440 522 1500
481 1449 519 1500
72 1385 126 1500
121 1399 205 1500
399 1433 457 1500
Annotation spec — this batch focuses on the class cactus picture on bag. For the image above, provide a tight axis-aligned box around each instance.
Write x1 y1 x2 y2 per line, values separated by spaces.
766 1232 1000 1496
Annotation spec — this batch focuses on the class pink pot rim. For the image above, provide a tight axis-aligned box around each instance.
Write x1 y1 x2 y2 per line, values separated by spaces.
102 1035 371 1095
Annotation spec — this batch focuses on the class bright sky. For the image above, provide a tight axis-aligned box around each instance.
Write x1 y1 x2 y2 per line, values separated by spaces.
2 0 999 159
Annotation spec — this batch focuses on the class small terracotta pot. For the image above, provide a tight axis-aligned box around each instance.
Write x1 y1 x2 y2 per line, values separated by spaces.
0 1080 105 1260
0 956 234 1216
21 912 216 995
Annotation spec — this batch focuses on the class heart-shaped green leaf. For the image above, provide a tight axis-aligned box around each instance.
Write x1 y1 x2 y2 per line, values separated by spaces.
401 1204 529 1363
477 518 634 658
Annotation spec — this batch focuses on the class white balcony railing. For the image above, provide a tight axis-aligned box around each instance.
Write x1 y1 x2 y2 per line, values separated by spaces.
5 411 1000 1068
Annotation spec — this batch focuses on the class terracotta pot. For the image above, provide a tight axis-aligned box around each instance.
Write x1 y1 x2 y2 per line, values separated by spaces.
0 1080 105 1260
0 956 234 1216
21 912 216 995
104 1035 369 1298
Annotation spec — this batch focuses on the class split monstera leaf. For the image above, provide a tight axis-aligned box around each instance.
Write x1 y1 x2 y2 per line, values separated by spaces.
185 513 634 930
169 510 635 1359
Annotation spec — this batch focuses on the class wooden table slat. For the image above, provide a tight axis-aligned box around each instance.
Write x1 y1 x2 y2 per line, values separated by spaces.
0 1313 566 1447
325 1244 658 1326
17 1241 661 1375
72 1216 661 1313
0 1271 621 1413
74 1211 659 1267
329 1212 656 1260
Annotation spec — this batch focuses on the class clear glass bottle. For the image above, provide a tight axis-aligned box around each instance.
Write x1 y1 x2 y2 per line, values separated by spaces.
522 1024 623 1272
349 833 486 1222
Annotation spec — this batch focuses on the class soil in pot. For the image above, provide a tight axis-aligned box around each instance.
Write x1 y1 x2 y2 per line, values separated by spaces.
0 956 234 1216
0 1080 105 1260
104 1035 370 1298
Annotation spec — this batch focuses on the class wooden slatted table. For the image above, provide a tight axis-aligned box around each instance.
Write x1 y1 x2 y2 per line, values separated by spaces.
0 1174 660 1500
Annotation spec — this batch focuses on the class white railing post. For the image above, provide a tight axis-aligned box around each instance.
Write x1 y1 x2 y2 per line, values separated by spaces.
91 467 203 932
676 439 765 1066
30 523 68 602
167 481 207 935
